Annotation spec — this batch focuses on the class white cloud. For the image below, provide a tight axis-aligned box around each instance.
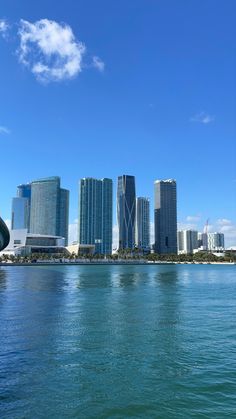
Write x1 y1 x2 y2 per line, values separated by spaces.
217 218 231 226
68 219 78 244
178 215 202 232
0 19 9 38
218 220 236 247
186 215 201 222
0 125 10 135
18 19 86 82
92 56 105 72
178 222 199 232
190 112 215 124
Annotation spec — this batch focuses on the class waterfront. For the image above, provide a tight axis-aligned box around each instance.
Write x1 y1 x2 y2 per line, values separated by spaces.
0 265 236 418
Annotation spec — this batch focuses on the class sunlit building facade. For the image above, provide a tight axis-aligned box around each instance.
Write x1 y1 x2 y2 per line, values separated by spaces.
30 176 69 245
78 178 113 254
135 197 150 251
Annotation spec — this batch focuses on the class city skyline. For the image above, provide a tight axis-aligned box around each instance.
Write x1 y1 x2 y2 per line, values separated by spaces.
0 1 235 246
4 173 233 250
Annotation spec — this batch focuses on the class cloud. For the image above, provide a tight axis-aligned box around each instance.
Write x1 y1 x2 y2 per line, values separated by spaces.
0 125 10 135
92 56 105 72
186 215 201 222
190 112 215 124
18 19 86 82
217 218 231 226
215 218 236 247
178 215 202 232
0 19 9 38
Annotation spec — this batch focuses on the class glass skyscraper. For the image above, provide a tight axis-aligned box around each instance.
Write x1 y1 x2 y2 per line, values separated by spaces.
117 175 136 250
11 183 31 231
154 179 177 254
78 178 113 254
135 197 150 251
29 176 69 245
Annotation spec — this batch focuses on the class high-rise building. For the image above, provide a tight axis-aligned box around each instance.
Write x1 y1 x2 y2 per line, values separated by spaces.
198 232 224 251
59 188 70 247
11 184 31 231
135 197 150 251
29 176 69 245
178 230 198 254
117 175 136 250
207 232 224 250
78 178 112 254
154 179 177 254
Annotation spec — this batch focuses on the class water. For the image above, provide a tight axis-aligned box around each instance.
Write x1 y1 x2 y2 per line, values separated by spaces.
0 264 236 418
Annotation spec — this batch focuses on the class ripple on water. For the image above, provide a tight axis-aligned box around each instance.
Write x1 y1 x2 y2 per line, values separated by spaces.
0 264 236 418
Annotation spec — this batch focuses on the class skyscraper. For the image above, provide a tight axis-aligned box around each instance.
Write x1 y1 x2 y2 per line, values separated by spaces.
199 232 225 251
78 178 113 254
11 184 31 231
178 230 198 254
135 197 150 251
154 179 177 254
30 176 69 245
117 175 136 250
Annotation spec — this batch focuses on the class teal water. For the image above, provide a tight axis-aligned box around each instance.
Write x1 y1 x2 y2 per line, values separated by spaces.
0 264 236 418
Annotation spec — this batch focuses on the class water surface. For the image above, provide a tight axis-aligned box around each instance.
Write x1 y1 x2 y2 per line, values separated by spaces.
0 265 236 418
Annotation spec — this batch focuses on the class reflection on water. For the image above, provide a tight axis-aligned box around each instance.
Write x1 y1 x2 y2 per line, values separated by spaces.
0 269 7 291
0 264 236 418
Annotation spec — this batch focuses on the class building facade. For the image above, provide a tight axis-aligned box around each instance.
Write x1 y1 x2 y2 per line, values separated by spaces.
78 178 113 254
135 197 150 251
1 229 66 256
178 230 198 254
154 179 177 254
29 177 69 245
11 184 31 231
117 175 136 250
207 232 225 251
198 232 225 251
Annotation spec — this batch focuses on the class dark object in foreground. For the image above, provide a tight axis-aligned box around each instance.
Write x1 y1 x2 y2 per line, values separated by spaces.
0 217 10 251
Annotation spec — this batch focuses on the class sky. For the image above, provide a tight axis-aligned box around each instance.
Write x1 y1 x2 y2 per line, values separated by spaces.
0 0 236 247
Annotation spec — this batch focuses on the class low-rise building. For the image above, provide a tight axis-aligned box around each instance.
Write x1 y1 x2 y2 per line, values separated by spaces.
66 243 95 256
0 229 67 256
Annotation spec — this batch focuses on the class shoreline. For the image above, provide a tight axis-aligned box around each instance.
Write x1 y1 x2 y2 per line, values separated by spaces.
0 261 235 267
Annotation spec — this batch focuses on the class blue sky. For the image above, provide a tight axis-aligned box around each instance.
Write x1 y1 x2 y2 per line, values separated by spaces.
0 0 236 246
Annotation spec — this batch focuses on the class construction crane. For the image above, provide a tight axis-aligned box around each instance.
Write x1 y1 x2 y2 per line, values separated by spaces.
204 218 210 234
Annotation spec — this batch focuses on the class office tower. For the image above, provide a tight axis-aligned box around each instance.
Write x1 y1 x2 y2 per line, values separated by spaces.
135 197 150 251
30 176 69 245
178 230 198 254
59 188 70 246
154 179 177 254
11 184 31 231
78 178 113 254
117 175 136 250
